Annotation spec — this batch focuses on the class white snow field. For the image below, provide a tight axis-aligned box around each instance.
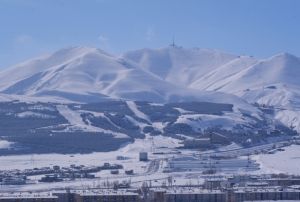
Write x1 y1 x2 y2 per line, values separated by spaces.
0 140 12 149
0 134 181 171
126 101 150 122
0 136 298 192
0 135 183 191
253 144 300 175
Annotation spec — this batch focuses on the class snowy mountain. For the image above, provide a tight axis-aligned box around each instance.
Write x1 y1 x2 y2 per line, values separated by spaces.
196 53 300 94
193 53 300 132
123 46 237 87
123 48 300 132
123 47 300 101
0 46 260 114
0 47 237 104
0 46 299 154
0 46 173 103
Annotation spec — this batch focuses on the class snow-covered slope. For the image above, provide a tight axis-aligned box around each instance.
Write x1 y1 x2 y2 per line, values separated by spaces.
202 53 300 94
0 46 259 114
123 46 237 87
0 46 299 154
0 47 182 103
124 48 300 133
189 56 258 91
241 84 300 131
0 100 292 154
1 46 300 133
123 48 300 104
200 53 300 132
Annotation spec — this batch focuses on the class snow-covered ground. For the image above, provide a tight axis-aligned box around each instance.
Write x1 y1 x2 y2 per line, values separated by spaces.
126 101 150 122
0 135 183 191
16 111 56 119
175 112 255 132
0 135 300 191
0 135 181 171
253 144 300 175
0 140 12 149
56 105 128 138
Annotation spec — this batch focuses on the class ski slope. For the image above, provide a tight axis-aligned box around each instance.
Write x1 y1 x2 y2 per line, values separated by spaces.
56 105 129 138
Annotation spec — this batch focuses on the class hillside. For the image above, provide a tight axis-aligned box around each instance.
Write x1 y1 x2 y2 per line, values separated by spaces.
0 46 298 154
124 48 300 133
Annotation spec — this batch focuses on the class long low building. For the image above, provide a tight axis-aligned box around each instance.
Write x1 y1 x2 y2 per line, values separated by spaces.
0 193 58 202
74 190 140 202
243 200 300 202
0 190 140 202
150 188 226 202
231 187 300 202
266 178 300 186
165 190 226 202
1 186 300 202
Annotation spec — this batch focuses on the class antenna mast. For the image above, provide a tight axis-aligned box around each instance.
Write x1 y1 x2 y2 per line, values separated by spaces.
171 36 175 47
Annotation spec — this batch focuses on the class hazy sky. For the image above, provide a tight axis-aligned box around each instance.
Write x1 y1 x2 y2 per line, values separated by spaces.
1 0 300 68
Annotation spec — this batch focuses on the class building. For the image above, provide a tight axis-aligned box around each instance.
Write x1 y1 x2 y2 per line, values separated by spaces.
125 170 134 175
243 201 300 202
139 152 148 161
74 190 139 202
231 187 300 202
110 170 119 175
183 138 211 149
52 191 77 202
116 156 129 160
164 188 226 202
266 178 300 186
53 165 60 171
0 194 58 202
149 189 166 202
1 176 26 185
39 174 63 182
203 178 225 189
148 187 226 202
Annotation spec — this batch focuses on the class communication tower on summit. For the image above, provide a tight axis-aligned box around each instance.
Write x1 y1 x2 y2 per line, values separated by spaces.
171 36 176 47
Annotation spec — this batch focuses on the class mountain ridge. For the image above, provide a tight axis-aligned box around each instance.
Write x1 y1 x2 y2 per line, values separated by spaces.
1 46 300 133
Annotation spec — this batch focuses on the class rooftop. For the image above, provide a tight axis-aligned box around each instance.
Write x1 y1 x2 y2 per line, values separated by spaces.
0 193 57 199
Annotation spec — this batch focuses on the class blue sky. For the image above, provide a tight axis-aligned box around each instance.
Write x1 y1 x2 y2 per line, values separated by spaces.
0 0 300 69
